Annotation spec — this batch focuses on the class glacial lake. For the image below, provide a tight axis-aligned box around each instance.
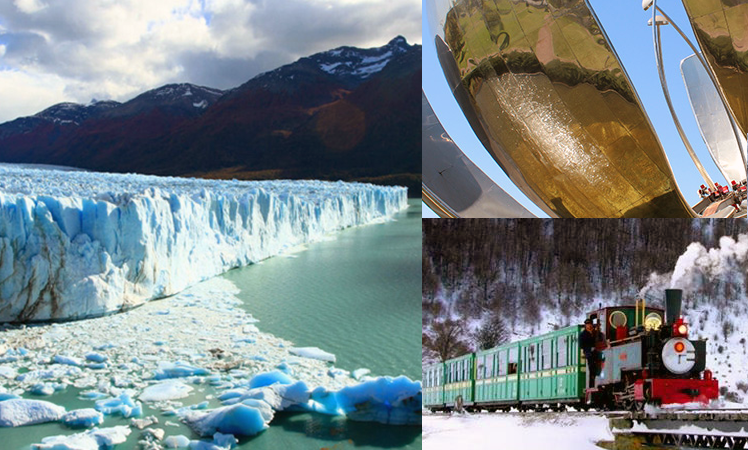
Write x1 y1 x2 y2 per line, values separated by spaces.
2 198 422 449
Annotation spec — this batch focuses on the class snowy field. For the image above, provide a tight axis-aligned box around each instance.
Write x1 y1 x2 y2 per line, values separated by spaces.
0 165 407 322
423 412 612 450
0 277 421 448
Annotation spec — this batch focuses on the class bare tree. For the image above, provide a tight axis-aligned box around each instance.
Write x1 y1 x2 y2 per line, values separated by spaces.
430 319 470 362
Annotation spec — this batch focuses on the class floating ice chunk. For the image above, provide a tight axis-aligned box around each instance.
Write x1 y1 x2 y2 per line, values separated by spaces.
32 426 131 449
0 366 17 379
328 368 348 379
85 352 108 363
53 355 83 366
95 393 142 418
163 434 191 448
17 366 81 382
62 408 104 428
79 391 107 400
131 416 159 429
309 376 421 425
212 432 238 448
30 382 65 395
153 362 210 379
248 370 293 389
183 401 274 437
139 381 194 402
143 427 165 441
86 362 107 370
0 399 66 427
289 347 336 362
0 393 21 401
352 368 371 380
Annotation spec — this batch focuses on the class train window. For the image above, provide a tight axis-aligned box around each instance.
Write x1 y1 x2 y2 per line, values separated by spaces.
498 351 507 376
477 356 485 380
465 359 470 380
485 354 492 378
509 347 518 364
558 335 567 367
529 344 537 372
543 339 552 370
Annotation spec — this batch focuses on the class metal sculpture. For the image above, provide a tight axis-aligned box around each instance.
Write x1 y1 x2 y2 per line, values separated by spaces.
425 0 696 217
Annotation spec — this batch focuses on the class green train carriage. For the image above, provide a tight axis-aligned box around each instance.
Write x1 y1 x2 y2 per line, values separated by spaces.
518 326 586 408
443 353 475 410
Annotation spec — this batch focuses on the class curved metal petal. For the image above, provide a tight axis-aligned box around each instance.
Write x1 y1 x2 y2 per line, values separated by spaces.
425 0 695 218
681 0 748 139
422 90 536 218
681 54 747 185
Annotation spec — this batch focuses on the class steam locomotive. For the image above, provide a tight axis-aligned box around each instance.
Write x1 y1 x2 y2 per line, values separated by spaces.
423 289 719 412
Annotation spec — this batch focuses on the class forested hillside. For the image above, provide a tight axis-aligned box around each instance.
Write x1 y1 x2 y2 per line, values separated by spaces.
423 219 748 366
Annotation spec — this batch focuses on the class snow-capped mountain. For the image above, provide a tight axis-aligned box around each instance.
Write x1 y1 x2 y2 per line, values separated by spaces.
108 83 224 118
0 37 421 195
34 100 121 125
250 35 412 90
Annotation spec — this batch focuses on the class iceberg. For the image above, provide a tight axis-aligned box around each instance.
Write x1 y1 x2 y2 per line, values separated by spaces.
309 376 421 425
32 425 131 449
0 398 66 427
139 380 194 402
61 408 104 428
0 165 407 322
289 347 336 362
183 401 273 437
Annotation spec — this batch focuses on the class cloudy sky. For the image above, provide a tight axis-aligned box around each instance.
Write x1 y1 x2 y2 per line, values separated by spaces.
0 0 421 123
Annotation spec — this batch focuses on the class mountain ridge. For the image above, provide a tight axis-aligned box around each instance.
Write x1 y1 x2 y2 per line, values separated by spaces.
0 36 421 195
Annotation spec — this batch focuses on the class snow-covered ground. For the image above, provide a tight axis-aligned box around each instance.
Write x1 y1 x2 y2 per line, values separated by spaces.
0 165 407 322
423 412 612 450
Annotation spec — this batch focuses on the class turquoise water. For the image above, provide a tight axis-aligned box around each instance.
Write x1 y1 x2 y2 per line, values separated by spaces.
1 199 422 449
224 199 422 381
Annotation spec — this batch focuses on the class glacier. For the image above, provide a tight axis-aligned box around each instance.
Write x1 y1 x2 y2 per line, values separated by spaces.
0 165 407 322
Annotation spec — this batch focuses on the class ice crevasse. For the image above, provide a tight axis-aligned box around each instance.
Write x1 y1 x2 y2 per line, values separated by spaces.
0 166 407 322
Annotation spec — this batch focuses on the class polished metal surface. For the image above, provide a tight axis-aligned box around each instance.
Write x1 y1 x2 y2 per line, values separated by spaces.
425 0 696 217
681 0 748 139
422 91 536 218
681 54 747 184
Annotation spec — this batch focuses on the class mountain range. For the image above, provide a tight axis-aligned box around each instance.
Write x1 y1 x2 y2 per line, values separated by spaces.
0 36 421 195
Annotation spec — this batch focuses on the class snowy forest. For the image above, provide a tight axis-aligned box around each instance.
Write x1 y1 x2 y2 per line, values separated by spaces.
422 219 748 372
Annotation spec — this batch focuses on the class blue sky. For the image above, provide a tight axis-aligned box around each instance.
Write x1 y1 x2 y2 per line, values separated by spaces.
423 0 733 218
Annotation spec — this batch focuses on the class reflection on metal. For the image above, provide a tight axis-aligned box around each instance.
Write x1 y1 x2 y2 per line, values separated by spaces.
681 0 748 141
682 54 747 185
422 91 536 218
651 1 714 189
426 0 696 218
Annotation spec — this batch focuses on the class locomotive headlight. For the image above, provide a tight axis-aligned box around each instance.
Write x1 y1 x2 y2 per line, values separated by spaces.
678 324 688 335
662 337 696 374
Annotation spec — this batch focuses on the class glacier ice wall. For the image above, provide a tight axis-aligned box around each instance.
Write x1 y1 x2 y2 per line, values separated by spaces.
0 166 407 322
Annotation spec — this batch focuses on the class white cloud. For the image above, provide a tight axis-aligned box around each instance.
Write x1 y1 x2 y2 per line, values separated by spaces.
0 69 67 122
0 0 421 122
13 0 47 14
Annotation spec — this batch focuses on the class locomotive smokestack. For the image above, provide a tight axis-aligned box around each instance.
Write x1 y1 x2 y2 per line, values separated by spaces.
665 289 682 325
